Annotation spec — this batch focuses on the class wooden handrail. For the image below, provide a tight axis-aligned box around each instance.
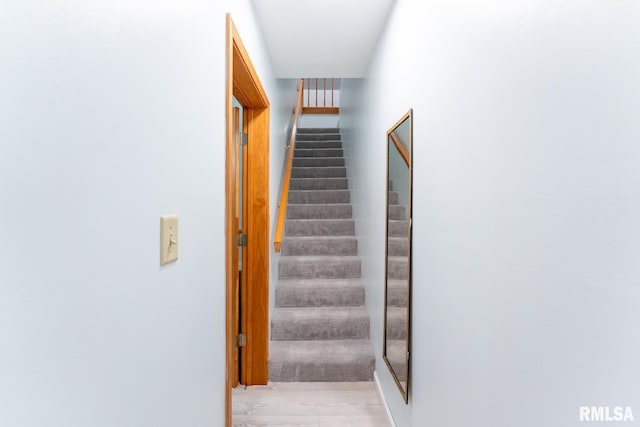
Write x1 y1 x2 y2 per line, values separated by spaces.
274 78 304 252
390 132 410 167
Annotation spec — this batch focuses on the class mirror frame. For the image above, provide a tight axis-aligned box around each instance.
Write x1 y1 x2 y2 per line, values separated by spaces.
382 109 413 404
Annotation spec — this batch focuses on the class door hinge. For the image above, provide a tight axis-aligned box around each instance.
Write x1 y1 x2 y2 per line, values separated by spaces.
236 333 247 347
241 132 248 146
236 233 247 247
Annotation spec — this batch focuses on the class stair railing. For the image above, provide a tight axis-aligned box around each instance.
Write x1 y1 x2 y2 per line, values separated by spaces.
274 78 305 253
390 132 410 167
302 78 340 115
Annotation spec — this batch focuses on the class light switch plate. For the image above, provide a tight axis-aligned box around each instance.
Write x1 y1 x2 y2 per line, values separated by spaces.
160 215 178 266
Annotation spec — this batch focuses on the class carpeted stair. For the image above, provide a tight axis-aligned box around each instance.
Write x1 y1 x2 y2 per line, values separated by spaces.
269 127 375 382
385 184 409 381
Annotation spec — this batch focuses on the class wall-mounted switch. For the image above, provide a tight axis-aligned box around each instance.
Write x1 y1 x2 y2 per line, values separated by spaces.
160 215 178 266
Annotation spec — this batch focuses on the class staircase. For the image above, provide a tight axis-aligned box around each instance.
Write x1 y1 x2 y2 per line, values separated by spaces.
268 127 375 382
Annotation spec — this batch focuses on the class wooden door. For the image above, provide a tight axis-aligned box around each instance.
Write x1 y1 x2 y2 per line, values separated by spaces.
233 106 250 387
226 14 270 427
231 106 241 387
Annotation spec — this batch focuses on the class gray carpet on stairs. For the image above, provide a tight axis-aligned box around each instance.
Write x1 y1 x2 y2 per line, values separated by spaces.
269 127 375 382
385 185 409 382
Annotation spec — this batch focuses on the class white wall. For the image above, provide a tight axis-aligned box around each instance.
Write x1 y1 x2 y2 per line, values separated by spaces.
341 1 640 426
299 114 340 128
0 1 293 426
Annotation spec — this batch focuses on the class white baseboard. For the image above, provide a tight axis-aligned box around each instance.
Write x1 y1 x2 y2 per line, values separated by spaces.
374 371 397 427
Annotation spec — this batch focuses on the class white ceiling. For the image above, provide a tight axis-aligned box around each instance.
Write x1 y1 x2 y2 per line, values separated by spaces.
250 0 395 78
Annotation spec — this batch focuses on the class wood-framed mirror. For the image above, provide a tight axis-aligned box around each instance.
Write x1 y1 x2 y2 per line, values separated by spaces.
382 109 413 403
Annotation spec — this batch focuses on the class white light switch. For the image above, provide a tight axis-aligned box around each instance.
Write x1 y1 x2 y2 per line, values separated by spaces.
160 215 178 265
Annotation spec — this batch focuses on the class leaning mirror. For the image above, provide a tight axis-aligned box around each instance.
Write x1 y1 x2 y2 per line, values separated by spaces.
383 109 412 403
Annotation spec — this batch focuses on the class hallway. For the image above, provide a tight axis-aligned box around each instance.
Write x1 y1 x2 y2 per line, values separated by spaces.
232 382 389 427
3 1 640 426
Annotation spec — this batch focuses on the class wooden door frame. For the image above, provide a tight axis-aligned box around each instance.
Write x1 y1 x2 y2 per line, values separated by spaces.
225 13 270 427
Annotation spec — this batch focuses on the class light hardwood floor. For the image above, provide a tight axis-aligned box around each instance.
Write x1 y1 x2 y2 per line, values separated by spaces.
232 382 390 427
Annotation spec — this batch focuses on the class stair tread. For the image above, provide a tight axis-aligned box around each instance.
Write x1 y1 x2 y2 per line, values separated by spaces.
275 278 365 308
288 189 350 205
291 167 346 178
269 340 374 381
294 149 343 154
283 235 356 241
293 159 345 167
289 189 350 193
280 255 361 262
385 280 409 307
291 166 346 172
294 143 342 146
294 150 342 153
287 203 352 219
291 156 345 160
290 177 348 182
292 166 345 168
272 307 369 340
386 340 408 363
273 306 368 317
288 202 351 206
289 177 348 190
270 340 374 360
282 235 355 250
386 306 408 317
286 218 354 222
284 219 355 236
277 278 364 287
290 177 347 180
296 134 342 141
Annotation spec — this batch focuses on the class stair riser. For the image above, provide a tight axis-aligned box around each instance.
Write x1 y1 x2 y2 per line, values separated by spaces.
268 359 374 382
285 220 355 236
387 258 409 280
386 316 408 340
281 238 357 256
275 287 365 307
297 128 340 134
388 221 409 237
387 238 408 256
272 316 369 341
292 157 345 167
295 149 343 158
392 366 407 382
291 167 346 178
388 191 399 205
287 204 352 220
388 205 407 220
279 259 361 279
296 133 341 141
387 283 409 307
386 341 408 381
295 141 342 149
289 178 348 190
288 190 350 204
